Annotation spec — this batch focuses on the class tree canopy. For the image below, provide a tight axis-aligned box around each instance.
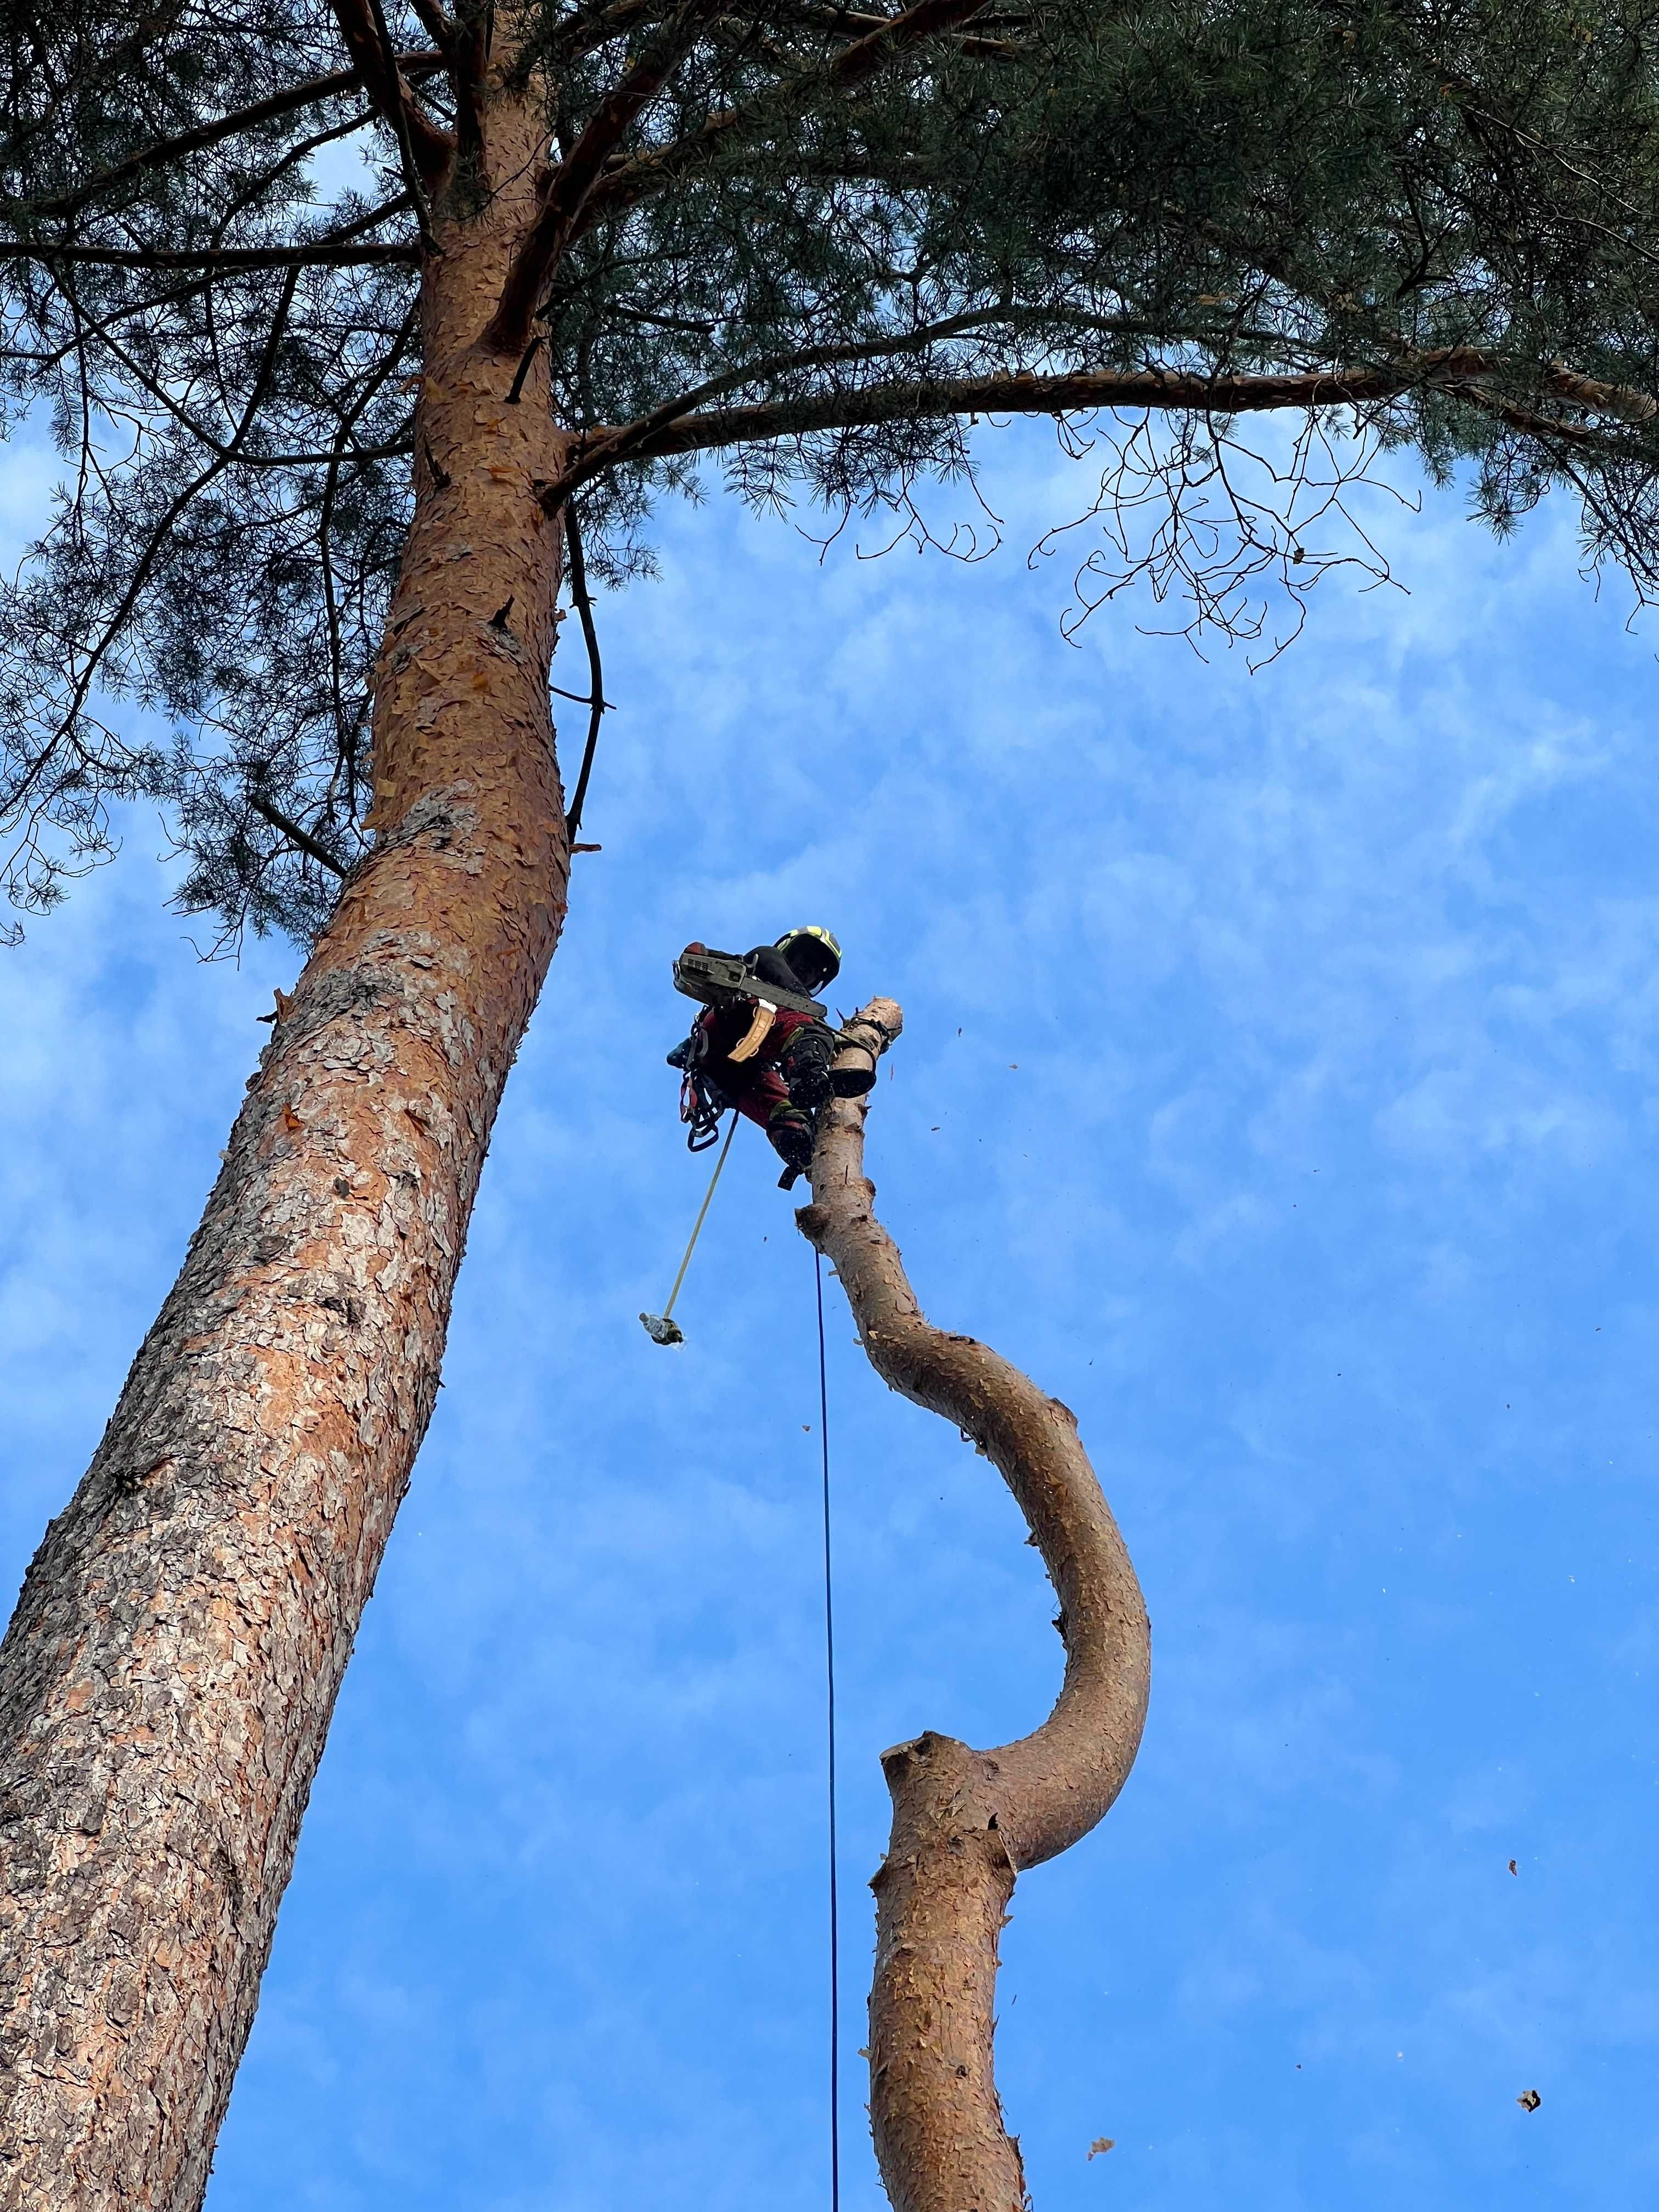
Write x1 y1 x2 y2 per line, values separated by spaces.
5 0 1659 942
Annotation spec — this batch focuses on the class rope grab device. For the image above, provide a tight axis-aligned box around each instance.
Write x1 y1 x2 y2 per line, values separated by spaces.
639 1110 740 1345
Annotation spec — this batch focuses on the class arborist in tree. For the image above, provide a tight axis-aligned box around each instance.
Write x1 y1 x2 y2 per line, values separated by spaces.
667 926 869 1186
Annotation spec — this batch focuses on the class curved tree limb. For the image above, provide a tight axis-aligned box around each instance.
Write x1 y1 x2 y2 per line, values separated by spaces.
797 997 1150 2212
560 501 608 844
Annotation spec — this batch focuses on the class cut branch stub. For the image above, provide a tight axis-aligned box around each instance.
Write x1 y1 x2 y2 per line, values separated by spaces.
797 997 1150 2212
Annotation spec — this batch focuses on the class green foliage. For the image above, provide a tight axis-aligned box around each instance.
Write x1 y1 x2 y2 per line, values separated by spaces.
3 0 1659 940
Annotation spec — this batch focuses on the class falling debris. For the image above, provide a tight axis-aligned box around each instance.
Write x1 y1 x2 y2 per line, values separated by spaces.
1087 2138 1115 2159
1508 1859 1519 1876
1517 2090 1542 2112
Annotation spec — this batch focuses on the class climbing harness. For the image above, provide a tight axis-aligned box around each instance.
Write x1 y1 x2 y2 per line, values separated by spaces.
815 1249 842 2212
639 1111 740 1345
665 1024 727 1153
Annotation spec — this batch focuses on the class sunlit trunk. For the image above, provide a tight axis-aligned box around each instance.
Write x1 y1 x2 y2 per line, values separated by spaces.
0 83 568 2212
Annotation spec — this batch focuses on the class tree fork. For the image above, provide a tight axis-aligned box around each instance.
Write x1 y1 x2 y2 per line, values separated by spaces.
0 73 570 2212
798 1000 1151 2212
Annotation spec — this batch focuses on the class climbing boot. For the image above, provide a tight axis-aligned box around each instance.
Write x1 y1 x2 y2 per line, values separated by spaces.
780 1022 836 1110
768 1103 815 1188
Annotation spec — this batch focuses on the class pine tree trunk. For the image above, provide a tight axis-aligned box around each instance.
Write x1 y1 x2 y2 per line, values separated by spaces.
0 91 568 2212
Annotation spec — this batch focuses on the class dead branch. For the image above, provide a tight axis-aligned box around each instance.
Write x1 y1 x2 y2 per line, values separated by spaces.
797 997 1150 2212
561 504 607 842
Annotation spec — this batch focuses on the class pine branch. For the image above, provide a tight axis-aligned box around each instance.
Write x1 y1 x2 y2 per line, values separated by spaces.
571 0 996 238
365 0 441 244
780 0 1023 59
324 0 454 189
18 55 443 219
550 361 1436 494
551 350 1659 492
541 0 659 69
247 792 349 874
0 239 418 272
544 308 1046 503
317 305 421 761
449 0 491 172
407 0 457 48
51 268 303 747
482 0 730 356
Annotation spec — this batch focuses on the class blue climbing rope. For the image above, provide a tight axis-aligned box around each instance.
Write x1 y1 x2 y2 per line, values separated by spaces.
814 1248 841 2212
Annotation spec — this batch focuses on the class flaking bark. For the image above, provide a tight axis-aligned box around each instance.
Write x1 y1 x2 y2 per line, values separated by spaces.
798 1000 1150 2212
0 70 567 2212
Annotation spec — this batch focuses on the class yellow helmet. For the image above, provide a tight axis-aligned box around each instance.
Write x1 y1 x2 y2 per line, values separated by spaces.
776 925 842 985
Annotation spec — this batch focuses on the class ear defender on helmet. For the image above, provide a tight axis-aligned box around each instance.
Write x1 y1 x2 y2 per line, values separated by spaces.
776 925 842 987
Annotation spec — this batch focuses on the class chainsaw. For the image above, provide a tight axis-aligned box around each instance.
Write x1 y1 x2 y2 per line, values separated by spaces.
671 946 828 1022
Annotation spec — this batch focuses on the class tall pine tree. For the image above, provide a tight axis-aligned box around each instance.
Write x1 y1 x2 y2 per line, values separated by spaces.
2 1 1658 2204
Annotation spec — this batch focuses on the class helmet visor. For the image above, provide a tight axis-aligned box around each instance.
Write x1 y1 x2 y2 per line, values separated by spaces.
783 931 839 989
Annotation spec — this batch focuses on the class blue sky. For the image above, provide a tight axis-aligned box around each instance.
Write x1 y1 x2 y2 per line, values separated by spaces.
1 414 1656 2212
